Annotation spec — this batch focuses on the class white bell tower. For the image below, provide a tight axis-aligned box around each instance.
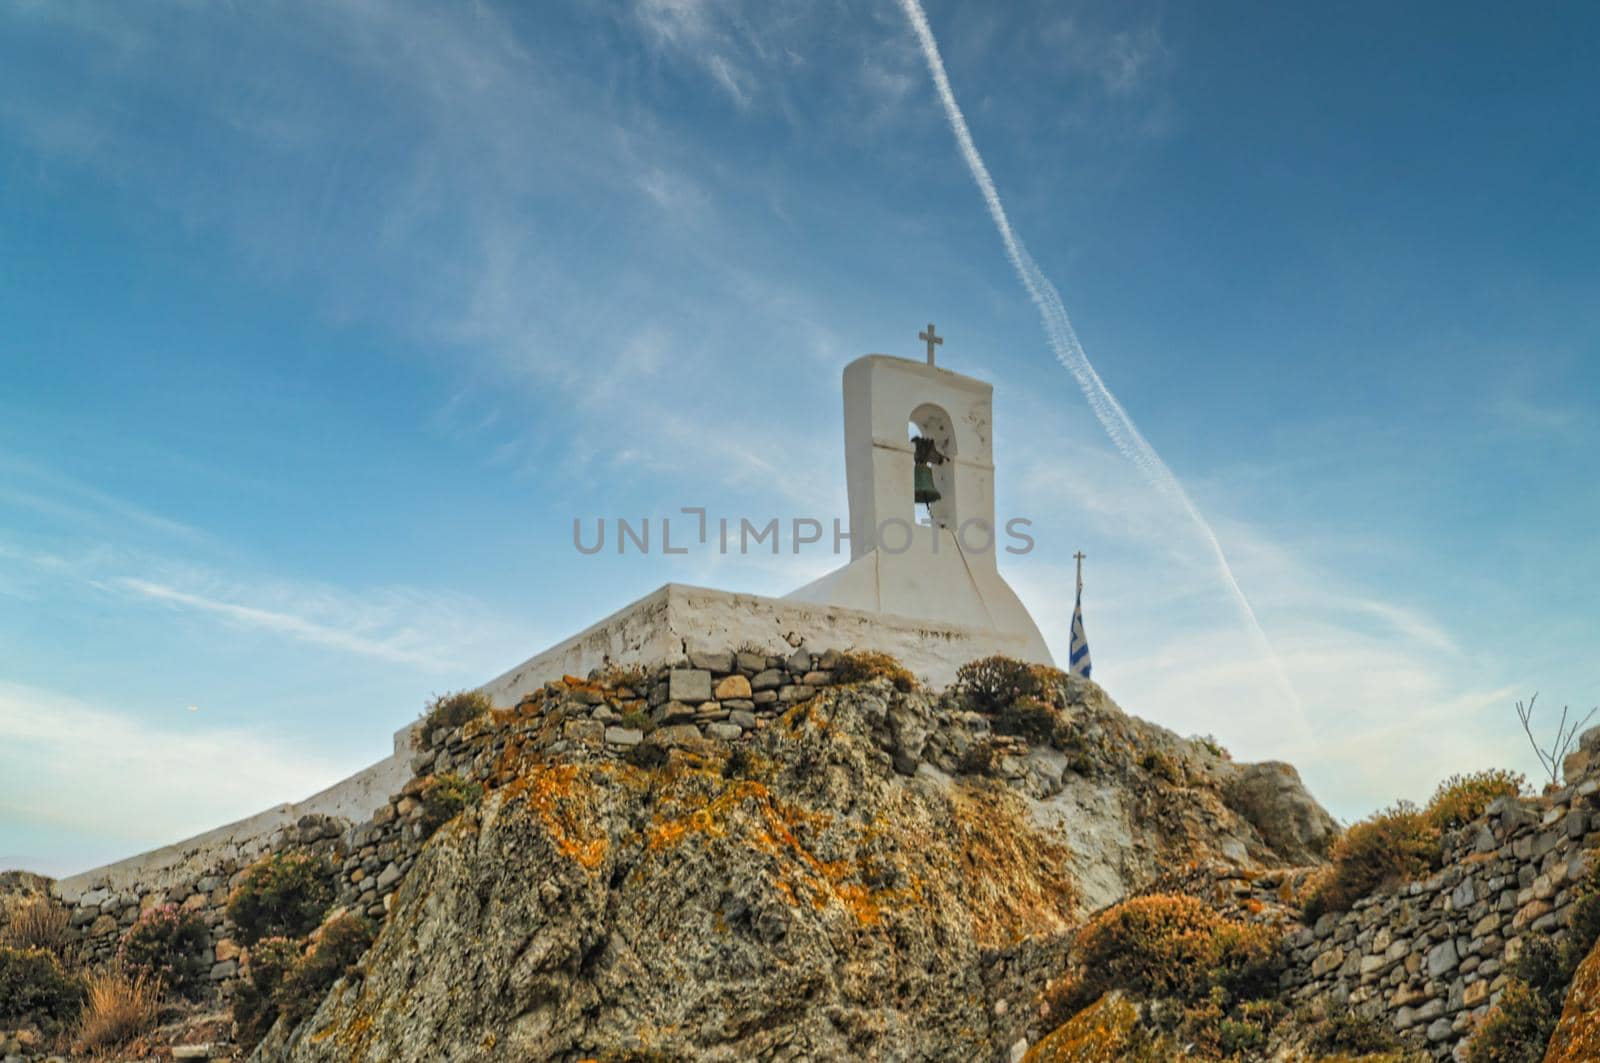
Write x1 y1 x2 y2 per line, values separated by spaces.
787 339 1052 666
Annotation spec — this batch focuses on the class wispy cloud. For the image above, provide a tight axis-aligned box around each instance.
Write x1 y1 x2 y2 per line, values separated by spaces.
116 578 453 669
0 681 347 876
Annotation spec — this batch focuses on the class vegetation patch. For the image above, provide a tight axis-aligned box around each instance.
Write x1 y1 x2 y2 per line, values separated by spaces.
0 945 84 1027
0 896 70 953
277 913 376 1027
227 852 336 945
419 772 484 836
954 655 1047 714
233 936 301 1049
1425 770 1524 832
832 650 917 692
415 689 494 747
1022 991 1172 1062
1071 894 1280 1004
76 965 160 1054
119 903 211 998
1302 803 1440 918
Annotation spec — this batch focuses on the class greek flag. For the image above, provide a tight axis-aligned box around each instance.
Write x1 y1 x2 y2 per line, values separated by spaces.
1069 591 1092 678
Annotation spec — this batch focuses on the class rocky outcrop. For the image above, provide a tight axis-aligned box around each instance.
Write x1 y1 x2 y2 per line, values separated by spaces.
256 661 1327 1061
1545 934 1600 1062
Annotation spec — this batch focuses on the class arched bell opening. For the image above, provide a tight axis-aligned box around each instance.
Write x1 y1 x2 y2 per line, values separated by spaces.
908 403 957 529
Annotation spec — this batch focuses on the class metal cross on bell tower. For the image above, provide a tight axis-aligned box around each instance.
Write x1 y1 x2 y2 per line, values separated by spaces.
919 323 943 366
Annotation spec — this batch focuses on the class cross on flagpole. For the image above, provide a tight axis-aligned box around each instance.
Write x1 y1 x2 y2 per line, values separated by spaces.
919 323 943 365
1069 551 1092 678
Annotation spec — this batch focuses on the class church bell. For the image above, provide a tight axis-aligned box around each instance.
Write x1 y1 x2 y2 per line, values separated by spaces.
913 462 941 505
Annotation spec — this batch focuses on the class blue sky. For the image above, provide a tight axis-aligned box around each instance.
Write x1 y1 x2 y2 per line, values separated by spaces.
2 0 1596 876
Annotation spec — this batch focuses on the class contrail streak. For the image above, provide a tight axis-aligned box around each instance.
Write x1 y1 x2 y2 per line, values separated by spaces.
896 0 1302 715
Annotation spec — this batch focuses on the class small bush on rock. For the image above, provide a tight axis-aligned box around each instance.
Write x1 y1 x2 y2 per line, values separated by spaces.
1426 769 1524 831
1 897 70 952
276 913 375 1026
1139 750 1183 786
420 772 483 835
227 852 335 946
119 903 210 998
232 936 300 1049
954 655 1043 714
833 651 917 692
1308 1005 1408 1054
416 689 493 746
993 695 1060 745
1463 977 1555 1063
1302 802 1440 917
76 965 160 1053
0 945 84 1026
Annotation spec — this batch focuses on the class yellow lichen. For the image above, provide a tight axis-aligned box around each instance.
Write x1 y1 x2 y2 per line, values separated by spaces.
1544 935 1600 1061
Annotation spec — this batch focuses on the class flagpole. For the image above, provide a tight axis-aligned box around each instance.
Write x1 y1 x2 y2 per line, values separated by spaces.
1073 551 1085 598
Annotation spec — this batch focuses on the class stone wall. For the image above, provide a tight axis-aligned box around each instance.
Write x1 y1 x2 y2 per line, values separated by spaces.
59 814 349 994
335 647 864 916
1275 777 1600 1060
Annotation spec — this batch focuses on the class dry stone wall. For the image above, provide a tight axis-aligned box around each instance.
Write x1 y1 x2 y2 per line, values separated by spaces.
1275 777 1600 1060
58 815 348 995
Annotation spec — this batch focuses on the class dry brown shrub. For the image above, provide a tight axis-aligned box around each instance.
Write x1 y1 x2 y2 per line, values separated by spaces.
1 897 70 952
77 965 160 1053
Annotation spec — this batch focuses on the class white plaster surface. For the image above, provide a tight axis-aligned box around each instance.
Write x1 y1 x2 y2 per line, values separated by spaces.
480 582 1040 708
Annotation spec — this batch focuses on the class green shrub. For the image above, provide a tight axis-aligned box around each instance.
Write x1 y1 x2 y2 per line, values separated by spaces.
833 651 917 693
419 772 483 836
119 903 210 998
1426 770 1525 831
276 913 375 1026
1072 894 1281 1002
1463 977 1555 1063
993 695 1060 744
227 852 335 946
415 689 493 746
232 936 299 1049
619 708 654 735
0 945 84 1026
1303 803 1440 917
1309 1005 1407 1053
954 655 1040 714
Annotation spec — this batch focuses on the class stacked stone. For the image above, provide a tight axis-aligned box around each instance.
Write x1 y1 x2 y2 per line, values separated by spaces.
332 648 858 911
1281 776 1600 1059
337 787 421 923
59 814 347 995
640 647 845 744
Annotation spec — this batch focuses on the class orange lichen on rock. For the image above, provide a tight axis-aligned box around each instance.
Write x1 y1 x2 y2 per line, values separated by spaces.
505 761 609 870
950 783 1077 947
1544 936 1600 1062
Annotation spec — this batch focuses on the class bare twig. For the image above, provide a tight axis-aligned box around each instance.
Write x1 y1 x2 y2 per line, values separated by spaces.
1517 692 1600 786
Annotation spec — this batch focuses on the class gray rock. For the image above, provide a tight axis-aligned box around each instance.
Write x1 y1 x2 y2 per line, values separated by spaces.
1427 938 1460 978
688 651 735 674
604 727 643 747
705 723 743 741
668 669 713 704
750 669 784 691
